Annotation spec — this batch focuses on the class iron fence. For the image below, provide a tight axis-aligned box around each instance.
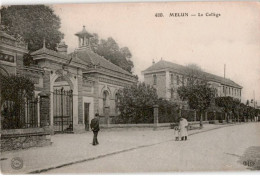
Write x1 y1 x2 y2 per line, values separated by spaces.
1 98 39 129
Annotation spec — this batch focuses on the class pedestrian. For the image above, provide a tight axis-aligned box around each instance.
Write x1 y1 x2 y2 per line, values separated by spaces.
90 113 100 146
179 117 189 141
174 126 180 141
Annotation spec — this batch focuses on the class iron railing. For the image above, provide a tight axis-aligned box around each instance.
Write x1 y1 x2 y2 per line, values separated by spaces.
1 98 39 129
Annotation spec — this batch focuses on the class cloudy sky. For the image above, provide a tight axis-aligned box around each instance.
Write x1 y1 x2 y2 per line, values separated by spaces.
52 2 260 104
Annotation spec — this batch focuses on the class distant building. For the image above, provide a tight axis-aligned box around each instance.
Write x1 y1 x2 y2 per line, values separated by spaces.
0 26 137 133
142 60 242 107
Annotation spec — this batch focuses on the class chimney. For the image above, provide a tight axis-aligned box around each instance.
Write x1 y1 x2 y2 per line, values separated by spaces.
57 41 68 55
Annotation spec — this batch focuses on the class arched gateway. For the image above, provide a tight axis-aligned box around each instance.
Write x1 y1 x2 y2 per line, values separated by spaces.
53 76 73 133
29 26 137 134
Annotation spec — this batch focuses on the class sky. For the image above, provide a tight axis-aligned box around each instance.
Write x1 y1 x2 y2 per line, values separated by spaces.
51 2 260 104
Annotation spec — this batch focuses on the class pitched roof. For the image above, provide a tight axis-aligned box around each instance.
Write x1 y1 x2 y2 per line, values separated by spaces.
76 49 133 76
31 47 89 67
143 60 186 73
31 45 133 76
143 60 242 88
31 47 70 60
0 31 16 40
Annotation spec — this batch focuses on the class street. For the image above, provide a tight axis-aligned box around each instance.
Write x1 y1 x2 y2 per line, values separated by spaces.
44 123 260 173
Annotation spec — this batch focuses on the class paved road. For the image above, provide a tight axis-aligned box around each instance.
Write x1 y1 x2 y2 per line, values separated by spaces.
44 123 260 173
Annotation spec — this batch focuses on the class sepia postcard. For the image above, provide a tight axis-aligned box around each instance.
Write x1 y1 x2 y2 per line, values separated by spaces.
0 1 260 174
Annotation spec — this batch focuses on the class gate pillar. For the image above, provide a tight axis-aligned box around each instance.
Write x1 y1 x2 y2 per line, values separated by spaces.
153 105 159 130
39 91 54 135
39 92 50 127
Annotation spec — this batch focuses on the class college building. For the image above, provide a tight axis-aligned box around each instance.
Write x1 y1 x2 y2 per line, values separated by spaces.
0 26 137 134
142 60 242 107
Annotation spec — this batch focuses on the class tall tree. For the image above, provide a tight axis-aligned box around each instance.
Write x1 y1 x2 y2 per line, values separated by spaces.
185 63 206 86
1 5 64 51
186 63 202 71
215 96 240 122
90 35 134 73
177 83 215 128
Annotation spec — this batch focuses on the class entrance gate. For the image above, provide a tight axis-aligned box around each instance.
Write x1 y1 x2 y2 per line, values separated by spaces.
53 88 73 133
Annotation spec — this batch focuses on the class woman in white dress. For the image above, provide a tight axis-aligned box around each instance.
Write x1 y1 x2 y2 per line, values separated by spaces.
179 117 188 141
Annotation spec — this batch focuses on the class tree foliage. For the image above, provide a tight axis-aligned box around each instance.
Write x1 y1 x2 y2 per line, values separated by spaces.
215 97 237 113
178 83 214 112
215 96 240 121
117 82 158 124
157 99 179 123
0 74 35 129
1 5 64 52
90 35 134 73
183 63 207 86
186 63 202 71
177 83 215 126
0 74 35 103
215 96 259 122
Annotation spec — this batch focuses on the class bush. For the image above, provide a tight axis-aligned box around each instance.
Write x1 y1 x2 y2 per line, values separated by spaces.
117 82 157 124
158 99 178 123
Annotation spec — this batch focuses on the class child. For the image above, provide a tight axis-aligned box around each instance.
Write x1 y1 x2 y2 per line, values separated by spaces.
174 126 180 141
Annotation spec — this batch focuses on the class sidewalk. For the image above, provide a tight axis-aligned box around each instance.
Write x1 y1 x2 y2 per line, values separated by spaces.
0 123 244 174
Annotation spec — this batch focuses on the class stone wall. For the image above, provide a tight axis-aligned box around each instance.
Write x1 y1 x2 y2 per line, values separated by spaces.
1 128 51 152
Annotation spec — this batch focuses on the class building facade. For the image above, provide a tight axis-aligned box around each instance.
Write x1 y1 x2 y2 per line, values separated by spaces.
142 60 242 106
0 26 137 133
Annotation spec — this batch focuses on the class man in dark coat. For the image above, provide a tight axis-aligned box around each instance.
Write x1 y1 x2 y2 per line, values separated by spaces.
90 113 100 146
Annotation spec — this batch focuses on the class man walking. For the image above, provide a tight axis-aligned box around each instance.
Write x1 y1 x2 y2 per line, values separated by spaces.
179 117 189 141
90 113 100 146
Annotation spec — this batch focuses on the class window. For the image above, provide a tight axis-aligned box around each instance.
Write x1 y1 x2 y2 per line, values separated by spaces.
226 87 228 95
229 87 230 95
103 91 109 114
153 74 157 85
215 88 218 97
170 74 174 85
170 88 174 99
182 76 184 86
115 93 119 114
177 75 179 85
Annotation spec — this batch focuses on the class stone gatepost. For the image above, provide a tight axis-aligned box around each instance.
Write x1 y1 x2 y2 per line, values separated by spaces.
39 92 53 135
205 112 208 121
104 106 110 127
153 105 159 130
194 110 197 121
